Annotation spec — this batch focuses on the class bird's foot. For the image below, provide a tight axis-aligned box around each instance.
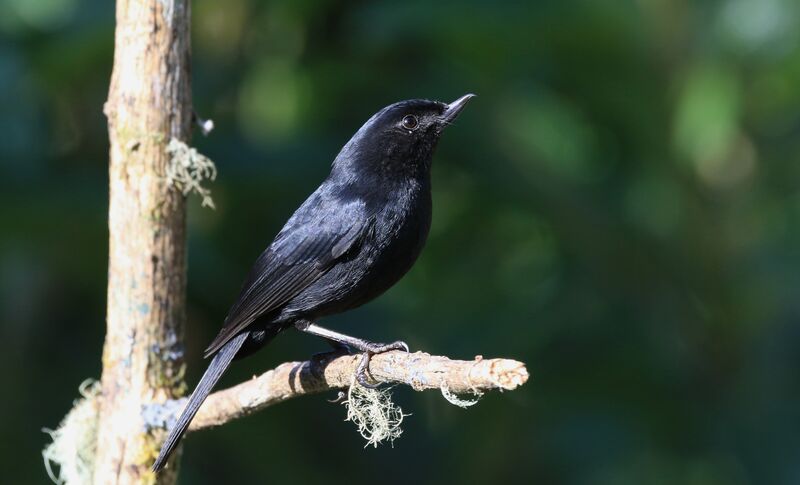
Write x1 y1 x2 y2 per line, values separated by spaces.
353 340 409 389
293 321 410 387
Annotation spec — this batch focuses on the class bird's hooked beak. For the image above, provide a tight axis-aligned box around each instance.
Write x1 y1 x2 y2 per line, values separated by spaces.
441 93 476 125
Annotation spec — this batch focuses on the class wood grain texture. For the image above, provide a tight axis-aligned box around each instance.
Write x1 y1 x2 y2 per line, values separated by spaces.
94 0 192 483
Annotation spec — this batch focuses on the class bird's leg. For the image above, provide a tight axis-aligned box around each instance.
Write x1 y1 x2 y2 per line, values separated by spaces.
294 320 409 388
325 338 353 353
294 321 410 355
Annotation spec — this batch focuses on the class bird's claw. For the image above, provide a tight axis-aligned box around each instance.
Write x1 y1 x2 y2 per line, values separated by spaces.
384 340 410 353
363 340 409 354
354 340 410 388
355 352 378 388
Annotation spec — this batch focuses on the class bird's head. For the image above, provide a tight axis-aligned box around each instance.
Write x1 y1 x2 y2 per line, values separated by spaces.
333 94 475 182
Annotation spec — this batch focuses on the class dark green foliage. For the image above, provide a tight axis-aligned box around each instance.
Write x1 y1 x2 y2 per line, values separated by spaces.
2 0 799 483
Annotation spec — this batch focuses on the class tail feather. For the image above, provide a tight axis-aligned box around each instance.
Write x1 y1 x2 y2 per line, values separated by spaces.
152 331 249 472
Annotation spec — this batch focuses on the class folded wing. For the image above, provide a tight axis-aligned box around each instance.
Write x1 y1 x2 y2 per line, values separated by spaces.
203 194 372 357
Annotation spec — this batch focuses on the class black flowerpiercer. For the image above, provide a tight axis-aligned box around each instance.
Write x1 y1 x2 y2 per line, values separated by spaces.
153 94 475 472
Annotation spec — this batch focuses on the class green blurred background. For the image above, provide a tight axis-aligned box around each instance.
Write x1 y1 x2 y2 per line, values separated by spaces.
2 0 800 483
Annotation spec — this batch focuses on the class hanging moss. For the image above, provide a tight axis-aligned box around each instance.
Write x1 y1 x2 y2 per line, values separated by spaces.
42 380 101 485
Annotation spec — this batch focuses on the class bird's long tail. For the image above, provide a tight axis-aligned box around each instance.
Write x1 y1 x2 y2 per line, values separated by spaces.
152 331 249 472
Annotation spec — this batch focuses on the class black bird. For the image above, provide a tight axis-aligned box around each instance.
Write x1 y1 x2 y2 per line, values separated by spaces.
152 94 475 472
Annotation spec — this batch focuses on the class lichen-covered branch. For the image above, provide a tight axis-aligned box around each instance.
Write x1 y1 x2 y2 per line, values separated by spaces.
185 351 528 432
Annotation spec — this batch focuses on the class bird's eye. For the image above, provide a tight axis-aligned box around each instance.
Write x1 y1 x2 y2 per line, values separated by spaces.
401 115 419 130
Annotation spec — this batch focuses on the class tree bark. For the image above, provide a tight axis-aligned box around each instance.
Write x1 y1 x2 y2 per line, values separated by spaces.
187 351 529 431
93 0 191 483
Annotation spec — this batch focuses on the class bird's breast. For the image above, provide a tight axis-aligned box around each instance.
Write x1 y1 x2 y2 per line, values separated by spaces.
288 182 432 317
351 183 431 286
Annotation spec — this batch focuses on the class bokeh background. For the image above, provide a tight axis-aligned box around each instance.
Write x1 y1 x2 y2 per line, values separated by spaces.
2 0 800 483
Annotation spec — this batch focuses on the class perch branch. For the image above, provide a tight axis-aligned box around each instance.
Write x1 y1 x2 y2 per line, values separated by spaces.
185 350 528 432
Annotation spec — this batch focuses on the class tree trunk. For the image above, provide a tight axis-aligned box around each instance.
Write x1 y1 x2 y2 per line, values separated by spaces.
93 0 191 483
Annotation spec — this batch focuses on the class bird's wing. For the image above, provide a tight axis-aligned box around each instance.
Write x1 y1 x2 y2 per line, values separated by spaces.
203 194 373 357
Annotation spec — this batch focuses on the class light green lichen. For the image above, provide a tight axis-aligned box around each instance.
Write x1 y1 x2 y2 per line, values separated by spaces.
165 138 217 209
42 380 100 485
342 381 409 448
440 386 483 408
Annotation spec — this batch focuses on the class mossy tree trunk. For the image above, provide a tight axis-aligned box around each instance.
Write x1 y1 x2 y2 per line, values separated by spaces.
93 0 192 483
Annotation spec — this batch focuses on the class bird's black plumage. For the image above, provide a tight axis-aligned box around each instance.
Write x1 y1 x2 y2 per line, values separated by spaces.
152 94 474 472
